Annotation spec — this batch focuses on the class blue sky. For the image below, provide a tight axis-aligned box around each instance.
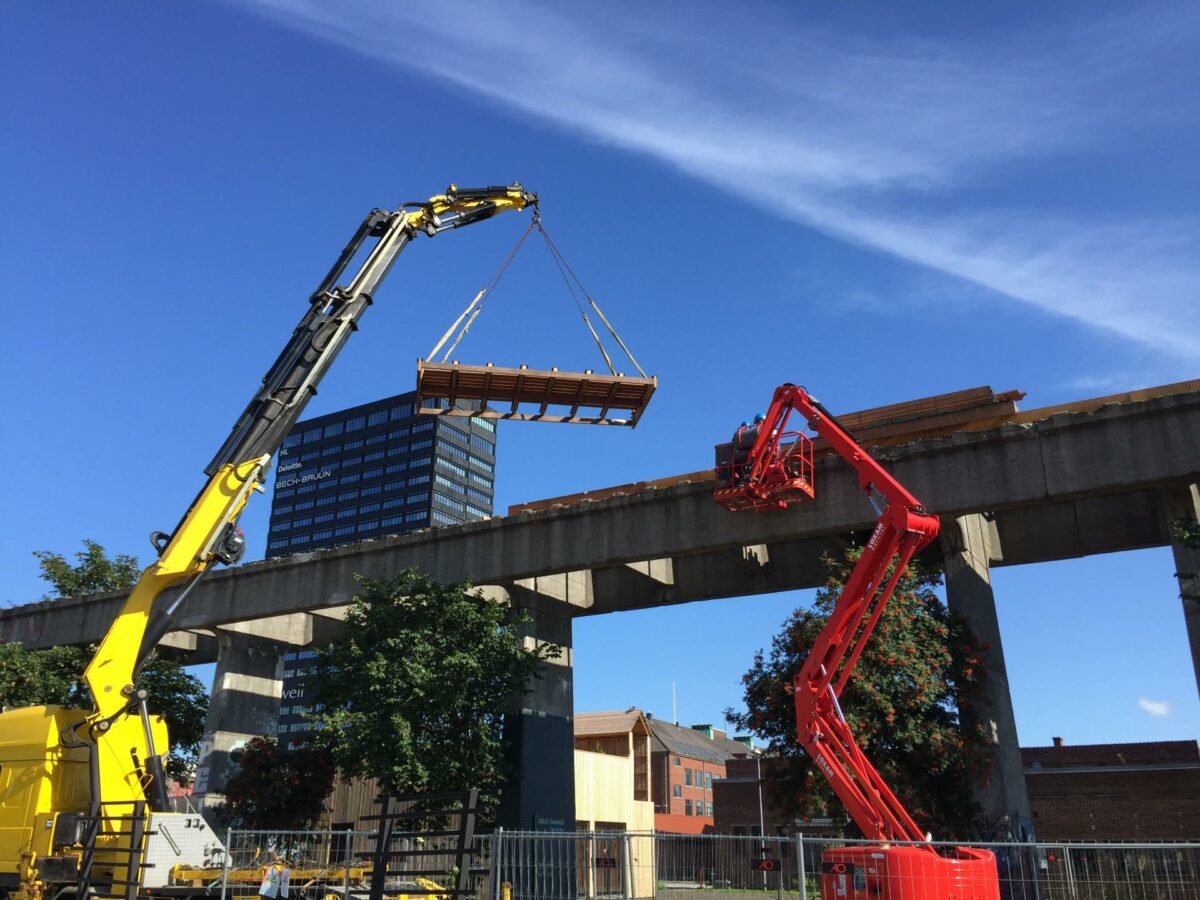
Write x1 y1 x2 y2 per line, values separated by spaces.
1 1 1197 749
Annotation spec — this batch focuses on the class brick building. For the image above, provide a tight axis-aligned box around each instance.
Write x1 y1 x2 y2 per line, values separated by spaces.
648 718 755 834
1022 738 1200 841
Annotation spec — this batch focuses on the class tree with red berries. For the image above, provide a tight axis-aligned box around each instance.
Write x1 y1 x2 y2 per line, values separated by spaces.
726 548 992 838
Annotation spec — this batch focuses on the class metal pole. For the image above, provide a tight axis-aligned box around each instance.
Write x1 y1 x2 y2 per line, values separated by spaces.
796 833 807 900
621 833 632 900
220 827 232 900
757 755 766 891
493 828 504 900
342 832 352 900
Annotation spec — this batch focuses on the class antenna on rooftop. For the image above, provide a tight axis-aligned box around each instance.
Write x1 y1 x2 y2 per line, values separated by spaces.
672 681 677 725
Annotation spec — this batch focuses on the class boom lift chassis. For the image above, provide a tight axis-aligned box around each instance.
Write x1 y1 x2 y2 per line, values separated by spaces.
715 384 999 900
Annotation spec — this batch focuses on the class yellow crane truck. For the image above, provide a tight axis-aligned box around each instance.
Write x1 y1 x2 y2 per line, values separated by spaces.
0 184 538 900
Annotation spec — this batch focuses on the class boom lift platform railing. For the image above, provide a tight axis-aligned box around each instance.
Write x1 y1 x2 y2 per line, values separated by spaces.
715 383 999 900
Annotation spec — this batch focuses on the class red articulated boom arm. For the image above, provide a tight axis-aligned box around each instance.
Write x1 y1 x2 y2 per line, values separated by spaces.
715 385 1001 899
716 383 941 841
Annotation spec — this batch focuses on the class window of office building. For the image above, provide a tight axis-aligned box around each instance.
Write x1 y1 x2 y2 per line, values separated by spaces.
431 510 460 527
705 802 713 817
391 403 412 420
365 449 385 462
302 428 321 444
410 455 432 468
405 511 427 523
685 800 693 816
466 504 489 519
366 433 387 446
705 772 712 789
413 420 433 434
672 757 681 767
684 769 692 786
346 416 365 432
474 418 495 433
367 410 388 427
323 422 344 438
672 784 681 798
335 524 355 537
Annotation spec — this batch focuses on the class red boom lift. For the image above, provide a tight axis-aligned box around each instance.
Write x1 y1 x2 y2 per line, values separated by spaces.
715 384 1000 900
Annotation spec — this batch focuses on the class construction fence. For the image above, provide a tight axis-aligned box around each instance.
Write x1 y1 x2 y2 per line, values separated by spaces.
210 828 1200 900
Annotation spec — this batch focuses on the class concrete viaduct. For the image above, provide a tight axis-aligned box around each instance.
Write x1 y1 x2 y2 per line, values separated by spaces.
4 385 1199 837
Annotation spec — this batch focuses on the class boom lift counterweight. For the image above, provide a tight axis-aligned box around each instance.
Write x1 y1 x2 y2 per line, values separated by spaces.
715 384 1000 900
0 184 537 900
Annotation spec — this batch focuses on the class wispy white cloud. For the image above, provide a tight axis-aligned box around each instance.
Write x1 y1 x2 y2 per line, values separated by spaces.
1138 697 1170 717
237 0 1200 358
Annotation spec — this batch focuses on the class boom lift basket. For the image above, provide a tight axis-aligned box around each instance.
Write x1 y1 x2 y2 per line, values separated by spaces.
417 359 657 426
714 431 814 511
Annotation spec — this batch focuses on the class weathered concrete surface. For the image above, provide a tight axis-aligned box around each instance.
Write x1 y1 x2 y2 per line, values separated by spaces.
191 631 288 812
1162 484 1200 696
942 514 1034 841
4 390 1197 650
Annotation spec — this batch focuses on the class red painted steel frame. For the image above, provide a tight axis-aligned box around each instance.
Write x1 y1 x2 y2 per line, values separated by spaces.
715 384 999 899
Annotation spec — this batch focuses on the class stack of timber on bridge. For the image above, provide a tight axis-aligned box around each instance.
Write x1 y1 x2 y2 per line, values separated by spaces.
508 380 1196 514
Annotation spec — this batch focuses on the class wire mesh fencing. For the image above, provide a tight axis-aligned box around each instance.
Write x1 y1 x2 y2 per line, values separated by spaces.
209 830 1200 900
488 831 1200 900
214 828 376 900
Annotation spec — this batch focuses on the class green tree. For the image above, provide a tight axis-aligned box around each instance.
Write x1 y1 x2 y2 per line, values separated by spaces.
2 541 209 783
726 549 992 839
310 570 560 797
33 539 142 598
218 736 336 829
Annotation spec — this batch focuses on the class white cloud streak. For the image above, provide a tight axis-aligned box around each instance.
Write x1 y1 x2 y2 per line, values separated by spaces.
1138 698 1170 717
237 0 1200 358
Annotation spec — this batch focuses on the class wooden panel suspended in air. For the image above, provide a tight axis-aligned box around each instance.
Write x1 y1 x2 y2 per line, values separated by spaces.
416 359 657 427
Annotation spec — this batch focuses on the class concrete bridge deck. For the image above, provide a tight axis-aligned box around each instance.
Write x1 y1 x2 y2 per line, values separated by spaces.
4 385 1197 651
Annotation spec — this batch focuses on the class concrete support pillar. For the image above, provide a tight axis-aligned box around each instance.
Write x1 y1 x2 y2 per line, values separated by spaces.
940 514 1034 841
1161 484 1200 699
496 586 576 831
192 630 289 817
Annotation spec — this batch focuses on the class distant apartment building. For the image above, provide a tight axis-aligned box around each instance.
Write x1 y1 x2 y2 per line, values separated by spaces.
647 718 755 834
266 389 497 744
1023 737 1200 841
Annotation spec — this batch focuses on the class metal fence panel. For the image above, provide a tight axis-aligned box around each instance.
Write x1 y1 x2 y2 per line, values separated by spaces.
214 829 1200 900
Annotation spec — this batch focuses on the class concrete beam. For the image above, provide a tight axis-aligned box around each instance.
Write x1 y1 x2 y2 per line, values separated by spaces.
941 514 1033 841
1161 484 1200 699
4 391 1198 653
992 490 1166 566
192 630 289 819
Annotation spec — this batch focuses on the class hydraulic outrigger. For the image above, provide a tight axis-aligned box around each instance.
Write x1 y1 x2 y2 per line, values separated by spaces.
0 184 537 900
715 384 1000 900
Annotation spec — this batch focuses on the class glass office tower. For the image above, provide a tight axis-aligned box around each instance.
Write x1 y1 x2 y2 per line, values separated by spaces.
266 390 498 742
